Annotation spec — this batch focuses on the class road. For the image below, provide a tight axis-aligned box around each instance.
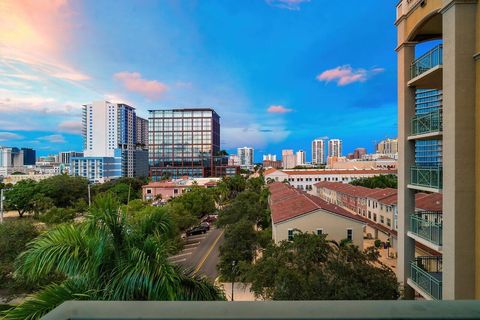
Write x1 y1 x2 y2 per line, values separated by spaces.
169 227 224 280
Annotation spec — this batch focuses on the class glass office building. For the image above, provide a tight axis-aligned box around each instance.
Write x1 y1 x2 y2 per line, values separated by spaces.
148 108 221 179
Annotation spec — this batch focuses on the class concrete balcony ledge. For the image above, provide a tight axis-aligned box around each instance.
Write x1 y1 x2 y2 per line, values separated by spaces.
407 184 441 193
408 65 443 89
407 231 442 253
43 301 480 320
407 131 442 141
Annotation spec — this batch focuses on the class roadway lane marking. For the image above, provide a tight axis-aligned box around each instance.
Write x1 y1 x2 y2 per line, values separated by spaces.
184 242 200 247
188 235 207 240
170 258 186 263
194 229 224 274
169 252 192 259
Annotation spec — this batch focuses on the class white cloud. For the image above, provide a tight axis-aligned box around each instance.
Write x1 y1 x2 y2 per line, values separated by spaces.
316 65 384 86
0 132 23 141
58 120 82 134
265 0 310 11
38 134 66 144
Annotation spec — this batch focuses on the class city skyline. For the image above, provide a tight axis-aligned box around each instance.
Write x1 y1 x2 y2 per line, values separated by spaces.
0 1 398 161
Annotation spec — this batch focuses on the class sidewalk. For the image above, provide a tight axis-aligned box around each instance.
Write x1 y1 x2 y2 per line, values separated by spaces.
364 238 397 270
219 283 260 301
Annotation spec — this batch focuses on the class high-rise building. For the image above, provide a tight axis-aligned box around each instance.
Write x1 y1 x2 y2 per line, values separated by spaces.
59 151 84 165
353 148 367 159
376 138 398 155
328 139 342 158
296 150 306 166
228 154 240 166
136 116 149 148
237 147 254 170
263 154 277 161
281 149 295 169
311 138 325 165
71 101 148 183
21 148 36 165
148 108 221 179
396 0 479 300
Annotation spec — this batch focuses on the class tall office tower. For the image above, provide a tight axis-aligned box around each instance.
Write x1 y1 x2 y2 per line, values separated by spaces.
328 139 342 158
263 154 277 161
311 138 325 164
228 154 240 166
21 148 36 165
396 0 479 300
148 108 221 179
71 101 148 183
353 148 367 159
237 147 254 170
0 147 14 176
59 151 84 165
281 149 295 169
136 116 149 148
376 138 398 154
296 150 306 166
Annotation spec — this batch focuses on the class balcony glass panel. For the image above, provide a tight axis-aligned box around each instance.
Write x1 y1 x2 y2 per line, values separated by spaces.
411 109 442 136
410 211 442 245
410 45 443 79
410 256 442 300
410 166 442 189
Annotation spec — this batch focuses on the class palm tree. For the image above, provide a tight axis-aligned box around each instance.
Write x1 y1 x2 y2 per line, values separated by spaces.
4 193 224 320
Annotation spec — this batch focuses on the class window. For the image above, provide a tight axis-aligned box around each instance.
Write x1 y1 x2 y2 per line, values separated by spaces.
387 218 391 227
316 229 323 236
346 229 353 241
373 214 377 222
288 229 294 241
380 215 384 224
147 189 152 194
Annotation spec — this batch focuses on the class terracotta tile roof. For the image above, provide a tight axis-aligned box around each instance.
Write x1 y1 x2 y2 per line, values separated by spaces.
280 169 397 175
415 192 442 212
263 168 280 175
268 182 368 225
378 194 398 206
142 181 183 188
366 188 398 200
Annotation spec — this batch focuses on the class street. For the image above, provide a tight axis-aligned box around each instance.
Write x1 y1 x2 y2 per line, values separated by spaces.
169 227 224 280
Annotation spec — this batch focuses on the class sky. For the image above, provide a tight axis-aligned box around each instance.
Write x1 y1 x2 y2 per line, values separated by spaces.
0 0 401 162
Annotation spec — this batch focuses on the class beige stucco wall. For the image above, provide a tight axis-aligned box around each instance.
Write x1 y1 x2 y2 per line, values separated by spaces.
272 209 364 250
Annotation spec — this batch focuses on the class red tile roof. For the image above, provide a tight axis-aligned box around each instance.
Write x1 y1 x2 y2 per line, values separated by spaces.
415 192 442 212
268 182 368 224
281 169 397 175
366 188 397 200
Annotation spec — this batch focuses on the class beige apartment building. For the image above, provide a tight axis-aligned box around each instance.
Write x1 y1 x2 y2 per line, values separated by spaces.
396 0 480 300
268 182 366 248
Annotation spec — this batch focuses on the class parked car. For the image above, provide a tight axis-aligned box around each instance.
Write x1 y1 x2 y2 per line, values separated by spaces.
200 221 210 229
203 215 218 223
186 225 209 236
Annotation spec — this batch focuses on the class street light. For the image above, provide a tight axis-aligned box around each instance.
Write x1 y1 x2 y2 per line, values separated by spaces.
231 260 237 301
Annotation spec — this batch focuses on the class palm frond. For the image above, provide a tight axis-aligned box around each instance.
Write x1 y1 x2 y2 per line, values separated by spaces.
175 267 225 301
15 224 110 283
2 280 93 320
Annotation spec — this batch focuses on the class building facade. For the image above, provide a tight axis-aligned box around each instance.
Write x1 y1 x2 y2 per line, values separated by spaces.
136 116 149 148
148 108 221 179
396 0 479 300
71 101 148 183
312 138 326 165
237 147 254 170
281 149 295 169
328 139 342 158
59 151 83 165
376 138 398 155
296 150 306 166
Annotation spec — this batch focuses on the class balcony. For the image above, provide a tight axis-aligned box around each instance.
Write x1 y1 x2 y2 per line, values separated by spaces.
409 166 442 192
409 211 442 249
409 256 442 300
42 300 480 319
409 109 442 140
408 45 443 89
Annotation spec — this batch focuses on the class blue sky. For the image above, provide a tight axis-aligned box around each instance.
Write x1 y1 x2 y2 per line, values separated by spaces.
0 0 399 162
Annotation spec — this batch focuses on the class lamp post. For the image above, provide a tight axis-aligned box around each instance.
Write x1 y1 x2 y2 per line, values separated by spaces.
231 260 237 301
0 188 12 224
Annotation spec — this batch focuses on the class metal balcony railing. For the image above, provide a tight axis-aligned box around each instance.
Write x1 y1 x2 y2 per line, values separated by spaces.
410 45 443 79
410 211 443 246
411 109 442 136
410 256 443 300
410 166 442 189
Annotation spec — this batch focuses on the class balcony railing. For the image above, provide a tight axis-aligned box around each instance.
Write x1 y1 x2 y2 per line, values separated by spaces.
42 300 480 319
410 166 442 190
411 109 442 136
410 211 443 246
410 45 443 79
410 256 442 300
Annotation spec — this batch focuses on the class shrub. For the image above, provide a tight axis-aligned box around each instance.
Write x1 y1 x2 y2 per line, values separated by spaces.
374 239 382 248
39 207 76 224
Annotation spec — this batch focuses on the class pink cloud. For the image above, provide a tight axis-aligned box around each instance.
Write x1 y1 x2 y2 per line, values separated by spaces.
266 0 310 11
58 120 82 134
316 65 384 86
267 105 293 113
114 72 168 100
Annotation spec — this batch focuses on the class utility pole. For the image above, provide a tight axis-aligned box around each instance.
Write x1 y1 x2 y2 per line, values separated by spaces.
88 184 91 207
0 188 4 224
231 260 237 301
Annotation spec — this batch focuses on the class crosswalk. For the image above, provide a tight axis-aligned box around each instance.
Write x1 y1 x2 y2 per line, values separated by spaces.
168 231 210 264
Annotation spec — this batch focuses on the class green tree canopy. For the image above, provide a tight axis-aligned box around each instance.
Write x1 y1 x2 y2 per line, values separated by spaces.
36 175 88 208
4 193 224 320
5 179 38 217
248 232 400 300
350 174 397 189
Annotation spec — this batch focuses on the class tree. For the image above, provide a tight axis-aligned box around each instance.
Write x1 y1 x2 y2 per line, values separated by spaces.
4 193 224 320
93 177 147 203
5 179 38 217
169 186 215 219
350 174 397 189
37 175 88 208
248 232 399 300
